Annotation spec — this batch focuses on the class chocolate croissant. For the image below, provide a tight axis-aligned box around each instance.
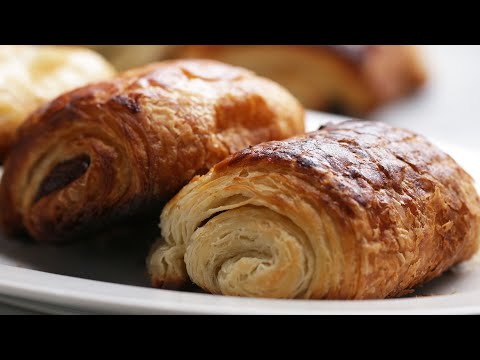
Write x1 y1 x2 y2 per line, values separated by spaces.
179 45 427 116
148 120 480 299
0 45 116 162
0 60 304 243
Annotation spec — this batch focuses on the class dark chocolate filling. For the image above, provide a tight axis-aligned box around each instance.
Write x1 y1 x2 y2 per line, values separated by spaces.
35 155 91 203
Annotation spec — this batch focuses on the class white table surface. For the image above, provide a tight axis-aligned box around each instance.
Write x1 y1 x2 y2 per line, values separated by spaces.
1 45 480 314
371 45 480 152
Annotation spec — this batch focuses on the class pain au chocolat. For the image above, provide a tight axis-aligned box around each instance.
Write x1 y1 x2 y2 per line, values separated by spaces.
179 45 427 116
148 120 480 299
0 60 304 243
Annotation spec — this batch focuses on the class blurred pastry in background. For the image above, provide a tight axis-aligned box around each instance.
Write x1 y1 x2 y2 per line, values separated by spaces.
0 45 115 162
178 45 427 116
85 45 180 71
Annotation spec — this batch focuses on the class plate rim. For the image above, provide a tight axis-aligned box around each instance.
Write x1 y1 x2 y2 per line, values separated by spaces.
1 264 479 314
1 111 480 315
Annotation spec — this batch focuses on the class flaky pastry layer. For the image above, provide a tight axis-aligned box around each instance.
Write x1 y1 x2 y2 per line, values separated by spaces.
0 60 304 242
149 120 480 299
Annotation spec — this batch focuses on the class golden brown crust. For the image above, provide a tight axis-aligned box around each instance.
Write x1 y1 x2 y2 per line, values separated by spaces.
148 120 480 299
0 60 304 243
0 45 116 163
178 45 427 115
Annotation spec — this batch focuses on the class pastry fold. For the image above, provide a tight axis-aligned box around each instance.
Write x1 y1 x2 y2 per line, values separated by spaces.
149 120 480 299
179 45 427 116
0 60 304 243
0 45 116 161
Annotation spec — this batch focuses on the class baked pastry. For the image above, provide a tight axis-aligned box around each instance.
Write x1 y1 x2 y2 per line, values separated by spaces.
0 45 116 162
85 45 180 71
0 60 304 243
148 120 480 299
179 45 427 116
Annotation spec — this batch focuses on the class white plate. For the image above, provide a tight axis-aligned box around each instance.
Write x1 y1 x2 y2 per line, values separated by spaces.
2 46 480 314
1 110 480 314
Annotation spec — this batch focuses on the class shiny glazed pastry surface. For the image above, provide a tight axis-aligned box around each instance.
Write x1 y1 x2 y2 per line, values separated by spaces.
0 60 304 243
149 120 480 299
179 45 427 116
0 45 116 161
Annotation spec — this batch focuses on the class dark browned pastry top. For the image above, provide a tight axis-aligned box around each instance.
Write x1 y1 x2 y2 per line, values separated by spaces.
217 120 471 223
149 120 480 299
0 60 304 242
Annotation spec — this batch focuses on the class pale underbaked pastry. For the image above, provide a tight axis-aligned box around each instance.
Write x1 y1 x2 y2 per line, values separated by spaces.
179 45 427 116
0 45 116 162
85 45 180 71
0 45 116 161
148 120 480 299
0 60 304 243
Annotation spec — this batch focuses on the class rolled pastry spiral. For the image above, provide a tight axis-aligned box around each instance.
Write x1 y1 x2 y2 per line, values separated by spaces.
148 120 480 299
0 60 304 243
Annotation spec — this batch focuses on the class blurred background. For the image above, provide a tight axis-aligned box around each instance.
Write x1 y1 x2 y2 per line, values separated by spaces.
371 46 480 151
2 45 479 153
83 45 480 151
